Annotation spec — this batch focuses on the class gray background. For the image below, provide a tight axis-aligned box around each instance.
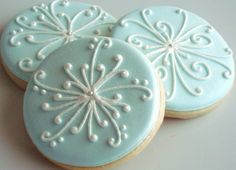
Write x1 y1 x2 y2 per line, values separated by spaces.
0 0 235 170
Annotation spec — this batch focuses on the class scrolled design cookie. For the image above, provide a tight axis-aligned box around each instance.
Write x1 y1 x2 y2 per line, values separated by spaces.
32 38 152 148
119 8 233 101
9 0 113 73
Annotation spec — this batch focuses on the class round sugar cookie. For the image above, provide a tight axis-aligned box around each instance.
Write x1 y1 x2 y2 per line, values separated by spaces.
112 6 235 119
0 0 116 89
23 37 165 169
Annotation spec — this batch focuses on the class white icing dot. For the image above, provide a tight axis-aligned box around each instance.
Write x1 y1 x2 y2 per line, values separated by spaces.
33 85 39 92
41 89 47 95
37 54 46 60
123 105 131 112
11 30 17 35
120 20 128 27
108 138 115 145
113 93 122 100
41 3 46 8
43 131 51 138
85 10 93 16
89 134 98 142
120 125 127 131
71 126 79 134
132 79 140 85
96 64 105 71
223 71 231 79
113 111 120 119
100 120 108 128
64 63 72 70
38 14 45 21
113 54 123 61
42 103 50 110
82 64 89 70
120 70 129 78
176 9 183 14
54 93 62 100
30 21 37 27
58 137 64 143
142 80 149 85
141 95 149 101
54 116 62 125
50 141 57 148
63 81 71 89
195 87 203 94
225 48 232 55
121 133 128 140
25 35 34 41
92 37 99 43
89 44 95 50
17 28 23 33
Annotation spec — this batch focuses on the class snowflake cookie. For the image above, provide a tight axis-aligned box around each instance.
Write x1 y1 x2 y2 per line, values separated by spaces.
0 0 116 87
23 37 165 168
112 6 235 118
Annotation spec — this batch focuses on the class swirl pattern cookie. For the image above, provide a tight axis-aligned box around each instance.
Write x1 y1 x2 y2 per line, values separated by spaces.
23 37 165 169
0 0 116 88
112 6 235 118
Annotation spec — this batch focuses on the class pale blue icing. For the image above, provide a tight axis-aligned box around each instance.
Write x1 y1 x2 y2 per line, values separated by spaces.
23 37 161 167
0 0 116 82
112 6 235 112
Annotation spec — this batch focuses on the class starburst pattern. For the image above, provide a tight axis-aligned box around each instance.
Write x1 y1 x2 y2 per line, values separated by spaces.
32 38 152 148
119 8 233 101
9 0 114 73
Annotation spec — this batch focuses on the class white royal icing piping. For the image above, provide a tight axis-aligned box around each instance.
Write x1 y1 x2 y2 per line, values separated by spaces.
32 38 152 148
120 8 233 102
9 0 113 73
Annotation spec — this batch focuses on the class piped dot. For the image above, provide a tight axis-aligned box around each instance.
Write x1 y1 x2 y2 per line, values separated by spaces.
50 141 57 148
58 137 64 143
89 134 98 142
100 120 108 128
132 79 140 85
113 111 120 119
42 103 50 110
54 93 62 100
96 64 105 71
121 133 128 140
54 116 62 125
113 54 123 61
71 126 78 134
41 89 47 95
123 105 131 112
113 93 122 100
64 81 71 89
142 80 149 85
64 63 72 70
120 71 129 78
33 85 39 92
120 125 127 131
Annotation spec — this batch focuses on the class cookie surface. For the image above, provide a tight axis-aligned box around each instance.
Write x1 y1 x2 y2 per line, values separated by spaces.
112 6 235 116
0 0 115 85
23 37 164 168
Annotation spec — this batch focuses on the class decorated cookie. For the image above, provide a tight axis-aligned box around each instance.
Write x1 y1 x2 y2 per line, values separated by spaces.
0 0 116 88
23 37 165 169
112 6 235 119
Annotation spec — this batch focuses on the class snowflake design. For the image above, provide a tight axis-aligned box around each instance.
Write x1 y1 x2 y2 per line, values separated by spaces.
32 38 152 148
9 0 114 72
119 8 233 101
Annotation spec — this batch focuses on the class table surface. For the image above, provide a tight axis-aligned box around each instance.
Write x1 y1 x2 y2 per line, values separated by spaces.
0 0 235 170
